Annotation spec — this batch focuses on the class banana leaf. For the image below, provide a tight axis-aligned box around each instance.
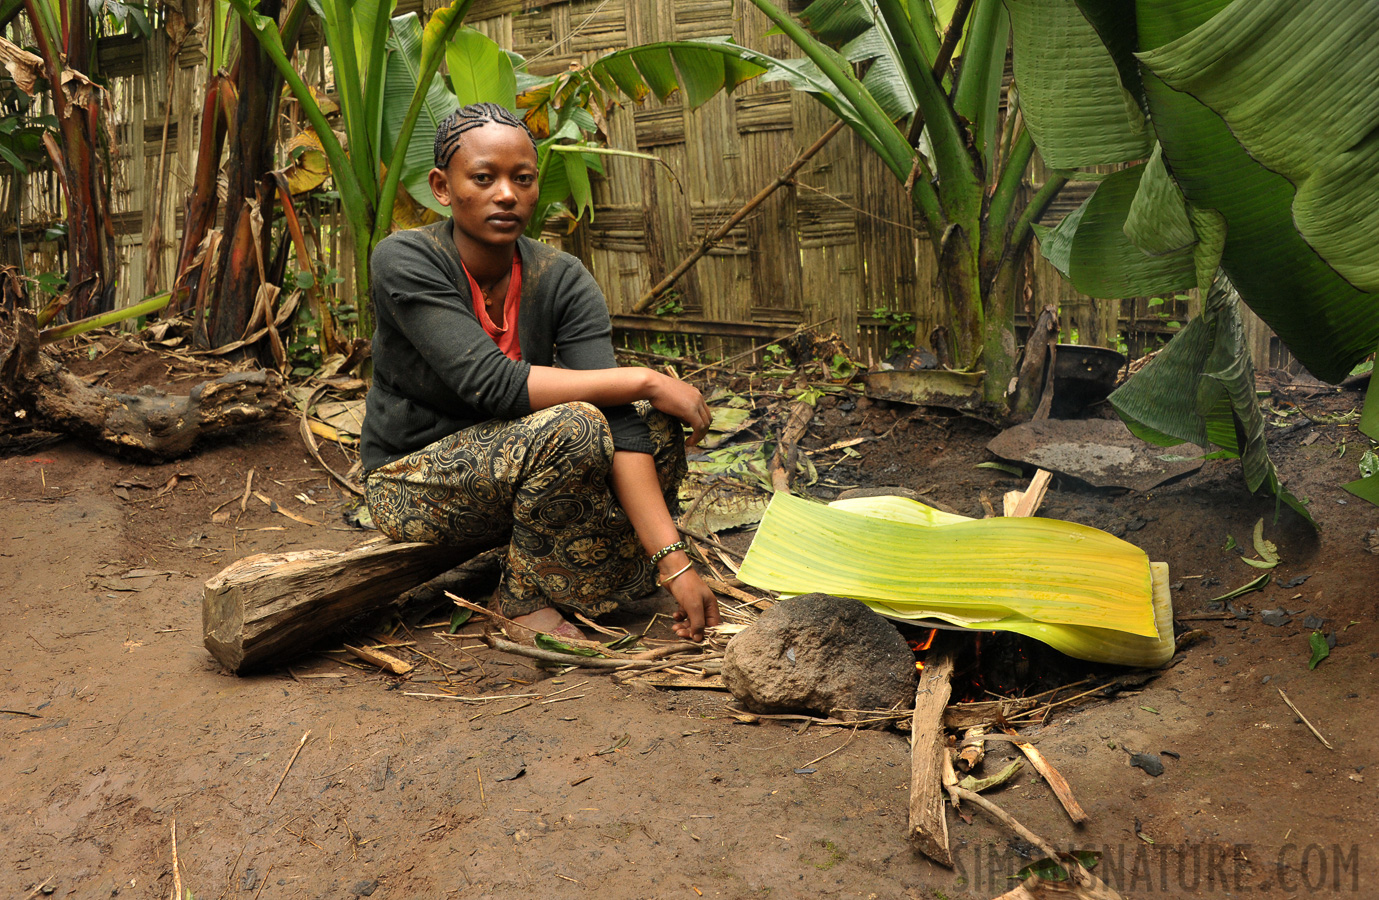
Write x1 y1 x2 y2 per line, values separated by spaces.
739 492 1158 637
1126 0 1379 384
381 13 462 217
588 28 917 186
737 493 1174 666
1035 163 1196 298
1123 142 1194 257
446 26 516 109
1109 276 1314 525
1137 0 1379 294
1004 0 1150 168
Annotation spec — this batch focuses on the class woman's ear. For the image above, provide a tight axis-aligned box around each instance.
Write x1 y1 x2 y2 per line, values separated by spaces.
428 166 452 207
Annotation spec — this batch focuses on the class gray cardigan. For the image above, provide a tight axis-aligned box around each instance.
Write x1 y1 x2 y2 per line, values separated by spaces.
361 222 652 472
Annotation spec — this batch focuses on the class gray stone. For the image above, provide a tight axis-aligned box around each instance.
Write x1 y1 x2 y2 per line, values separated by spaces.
987 418 1205 491
722 593 917 721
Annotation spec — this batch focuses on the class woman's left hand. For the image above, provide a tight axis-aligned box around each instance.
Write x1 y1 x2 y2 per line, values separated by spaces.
668 568 721 642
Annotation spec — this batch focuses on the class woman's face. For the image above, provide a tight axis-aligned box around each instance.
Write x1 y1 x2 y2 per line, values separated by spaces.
428 122 539 248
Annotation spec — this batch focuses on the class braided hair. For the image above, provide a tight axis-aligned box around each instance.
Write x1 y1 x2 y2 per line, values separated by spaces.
433 103 539 169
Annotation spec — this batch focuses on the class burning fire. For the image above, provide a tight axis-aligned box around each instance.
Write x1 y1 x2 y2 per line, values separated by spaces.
908 628 939 672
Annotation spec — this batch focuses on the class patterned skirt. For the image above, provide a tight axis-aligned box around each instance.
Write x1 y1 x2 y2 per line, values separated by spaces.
364 401 685 618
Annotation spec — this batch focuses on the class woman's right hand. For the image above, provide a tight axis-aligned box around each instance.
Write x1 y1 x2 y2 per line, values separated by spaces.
648 373 712 446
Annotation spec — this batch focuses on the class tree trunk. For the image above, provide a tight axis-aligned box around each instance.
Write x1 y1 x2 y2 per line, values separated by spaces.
210 0 285 347
26 0 114 320
981 256 1022 407
935 224 986 371
0 307 281 459
171 72 235 320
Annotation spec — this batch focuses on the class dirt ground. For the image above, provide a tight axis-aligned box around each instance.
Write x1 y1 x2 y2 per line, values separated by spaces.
2 345 1377 900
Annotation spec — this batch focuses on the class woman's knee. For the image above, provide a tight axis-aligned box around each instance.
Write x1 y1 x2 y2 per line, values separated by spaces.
537 402 614 466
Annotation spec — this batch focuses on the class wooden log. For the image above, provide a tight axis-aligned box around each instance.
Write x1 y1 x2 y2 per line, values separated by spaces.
909 642 956 867
203 541 456 673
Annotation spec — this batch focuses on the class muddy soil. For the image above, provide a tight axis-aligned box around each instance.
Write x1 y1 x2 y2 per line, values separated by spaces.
2 348 1376 900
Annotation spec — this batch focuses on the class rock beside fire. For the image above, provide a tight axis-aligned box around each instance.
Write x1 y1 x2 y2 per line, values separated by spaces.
723 593 917 721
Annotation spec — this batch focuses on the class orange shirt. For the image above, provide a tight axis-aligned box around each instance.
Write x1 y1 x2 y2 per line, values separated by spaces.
462 254 522 361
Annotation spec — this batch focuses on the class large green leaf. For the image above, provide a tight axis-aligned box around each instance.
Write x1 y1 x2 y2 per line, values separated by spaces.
588 38 908 179
588 39 766 109
1123 142 1195 256
1109 277 1314 525
372 0 476 248
744 494 1175 668
840 17 918 120
1138 0 1379 294
1045 164 1196 298
797 0 876 45
446 26 516 108
1127 0 1379 383
1004 0 1149 168
382 13 460 217
1031 194 1084 274
1071 0 1143 113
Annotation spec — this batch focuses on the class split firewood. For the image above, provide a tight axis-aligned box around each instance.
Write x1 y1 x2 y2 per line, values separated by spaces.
1004 469 1053 518
1 307 280 460
768 399 815 494
909 641 956 867
203 541 456 673
956 725 988 772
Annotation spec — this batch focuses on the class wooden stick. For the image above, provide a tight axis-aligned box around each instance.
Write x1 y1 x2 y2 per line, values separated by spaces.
239 467 255 513
703 577 767 607
1005 732 1089 824
947 789 1125 900
801 725 859 769
948 784 1059 859
909 643 956 867
343 643 414 675
447 593 613 655
483 635 698 669
170 819 182 900
1278 688 1335 750
680 317 839 381
633 124 847 313
22 877 55 900
267 730 310 805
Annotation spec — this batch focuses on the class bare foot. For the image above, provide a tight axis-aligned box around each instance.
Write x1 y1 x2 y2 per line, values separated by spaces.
511 607 585 641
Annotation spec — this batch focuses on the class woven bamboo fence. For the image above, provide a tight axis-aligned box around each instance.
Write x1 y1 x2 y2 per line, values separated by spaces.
0 0 1292 370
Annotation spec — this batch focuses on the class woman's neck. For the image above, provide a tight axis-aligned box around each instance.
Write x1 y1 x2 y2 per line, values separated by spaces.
453 228 517 285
